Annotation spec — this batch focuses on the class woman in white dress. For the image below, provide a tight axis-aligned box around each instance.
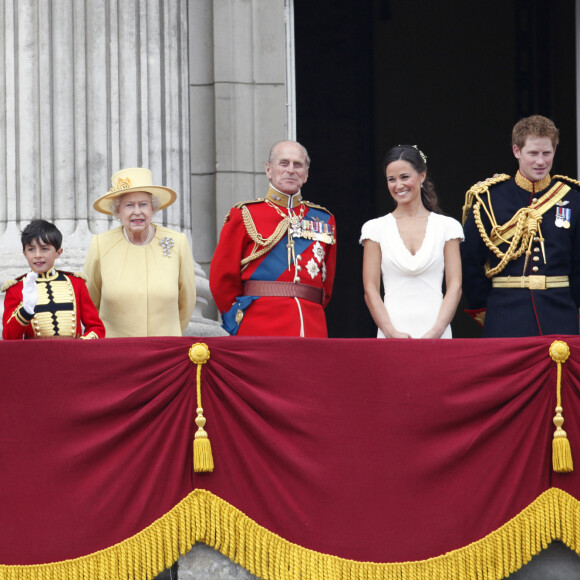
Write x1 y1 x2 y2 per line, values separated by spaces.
360 145 463 338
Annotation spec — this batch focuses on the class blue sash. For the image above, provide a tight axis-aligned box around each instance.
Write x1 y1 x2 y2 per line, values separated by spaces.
251 206 331 281
221 206 332 335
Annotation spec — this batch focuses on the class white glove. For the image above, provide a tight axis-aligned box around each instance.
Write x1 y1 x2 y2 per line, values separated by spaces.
22 271 39 315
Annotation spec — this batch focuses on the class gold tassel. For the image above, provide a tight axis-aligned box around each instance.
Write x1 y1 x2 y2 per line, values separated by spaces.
189 343 214 473
549 341 573 473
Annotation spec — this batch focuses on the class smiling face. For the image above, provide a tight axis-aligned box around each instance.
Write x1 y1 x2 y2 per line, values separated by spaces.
117 191 154 235
23 239 63 274
513 136 555 182
266 142 309 195
385 159 426 208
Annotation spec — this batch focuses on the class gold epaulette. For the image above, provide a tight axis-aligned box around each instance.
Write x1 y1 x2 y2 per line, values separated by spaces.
304 200 332 215
461 173 511 225
553 175 580 190
1 273 26 293
223 198 265 225
1 279 19 293
234 198 264 208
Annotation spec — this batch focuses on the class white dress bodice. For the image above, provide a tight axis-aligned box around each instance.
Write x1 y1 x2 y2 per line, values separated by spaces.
360 212 464 338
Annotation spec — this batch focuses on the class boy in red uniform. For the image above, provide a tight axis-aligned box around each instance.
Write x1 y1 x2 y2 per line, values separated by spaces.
2 220 105 339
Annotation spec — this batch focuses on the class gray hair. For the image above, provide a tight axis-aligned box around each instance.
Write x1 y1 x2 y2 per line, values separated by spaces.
268 140 311 167
110 191 161 218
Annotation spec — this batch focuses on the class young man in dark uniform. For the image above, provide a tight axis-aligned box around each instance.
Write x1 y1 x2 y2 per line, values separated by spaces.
461 115 580 337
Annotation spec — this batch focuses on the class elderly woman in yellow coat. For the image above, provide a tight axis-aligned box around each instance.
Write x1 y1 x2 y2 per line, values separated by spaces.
83 167 196 337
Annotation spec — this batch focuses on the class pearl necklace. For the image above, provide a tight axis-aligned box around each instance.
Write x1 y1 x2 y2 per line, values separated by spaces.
123 224 155 246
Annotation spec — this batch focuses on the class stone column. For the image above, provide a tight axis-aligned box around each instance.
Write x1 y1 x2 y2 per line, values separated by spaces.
189 0 290 298
179 0 291 575
0 0 218 335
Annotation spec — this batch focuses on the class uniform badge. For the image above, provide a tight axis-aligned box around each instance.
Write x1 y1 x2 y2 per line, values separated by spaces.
312 241 326 263
306 258 320 279
555 207 571 229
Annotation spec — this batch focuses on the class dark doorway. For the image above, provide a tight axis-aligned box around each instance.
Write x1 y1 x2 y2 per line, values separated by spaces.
295 0 577 338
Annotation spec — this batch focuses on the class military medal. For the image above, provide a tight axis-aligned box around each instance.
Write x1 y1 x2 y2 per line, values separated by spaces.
555 206 571 229
289 215 302 237
300 218 335 244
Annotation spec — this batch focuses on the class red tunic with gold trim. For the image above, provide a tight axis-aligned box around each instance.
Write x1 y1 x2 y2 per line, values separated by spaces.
210 186 337 337
2 269 105 339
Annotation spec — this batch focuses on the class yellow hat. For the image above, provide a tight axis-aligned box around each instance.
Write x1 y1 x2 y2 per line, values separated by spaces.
93 167 177 215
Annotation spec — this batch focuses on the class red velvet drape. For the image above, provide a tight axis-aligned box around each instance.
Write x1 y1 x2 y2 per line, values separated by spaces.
1 336 579 566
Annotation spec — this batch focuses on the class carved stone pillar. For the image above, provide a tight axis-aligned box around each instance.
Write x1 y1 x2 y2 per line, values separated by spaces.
189 0 291 271
0 0 219 335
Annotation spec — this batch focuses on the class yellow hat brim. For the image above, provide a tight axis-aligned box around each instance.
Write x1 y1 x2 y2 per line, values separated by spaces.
93 186 177 215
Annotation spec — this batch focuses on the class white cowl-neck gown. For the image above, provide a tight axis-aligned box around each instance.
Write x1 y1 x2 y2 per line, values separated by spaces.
360 212 464 338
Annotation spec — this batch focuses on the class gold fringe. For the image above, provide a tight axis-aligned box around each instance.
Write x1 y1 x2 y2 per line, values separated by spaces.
549 341 574 473
189 343 214 473
2 487 579 580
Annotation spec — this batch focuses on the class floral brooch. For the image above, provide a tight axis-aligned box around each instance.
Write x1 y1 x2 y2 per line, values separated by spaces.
160 237 175 257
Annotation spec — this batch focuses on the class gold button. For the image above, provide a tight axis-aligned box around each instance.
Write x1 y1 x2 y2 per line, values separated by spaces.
532 266 539 272
533 256 540 262
532 198 538 203
534 247 540 253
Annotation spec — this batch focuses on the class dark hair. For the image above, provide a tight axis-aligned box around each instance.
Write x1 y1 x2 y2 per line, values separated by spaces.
382 144 440 213
20 220 63 251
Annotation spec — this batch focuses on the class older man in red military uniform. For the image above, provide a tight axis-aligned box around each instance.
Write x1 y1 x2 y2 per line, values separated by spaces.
210 140 337 337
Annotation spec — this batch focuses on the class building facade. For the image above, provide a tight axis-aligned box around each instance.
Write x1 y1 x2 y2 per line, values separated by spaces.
0 0 294 336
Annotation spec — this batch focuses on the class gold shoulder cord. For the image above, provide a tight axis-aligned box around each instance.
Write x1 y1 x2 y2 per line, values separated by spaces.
463 174 532 278
240 205 290 268
474 201 538 278
461 174 511 225
465 174 574 278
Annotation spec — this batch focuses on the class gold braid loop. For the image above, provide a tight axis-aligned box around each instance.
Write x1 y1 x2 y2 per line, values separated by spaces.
462 173 511 225
240 205 290 267
473 202 542 278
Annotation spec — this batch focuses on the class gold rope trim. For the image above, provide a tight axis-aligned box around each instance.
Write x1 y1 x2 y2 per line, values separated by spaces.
189 343 214 473
240 205 290 267
461 173 511 225
550 341 574 472
2 487 579 580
